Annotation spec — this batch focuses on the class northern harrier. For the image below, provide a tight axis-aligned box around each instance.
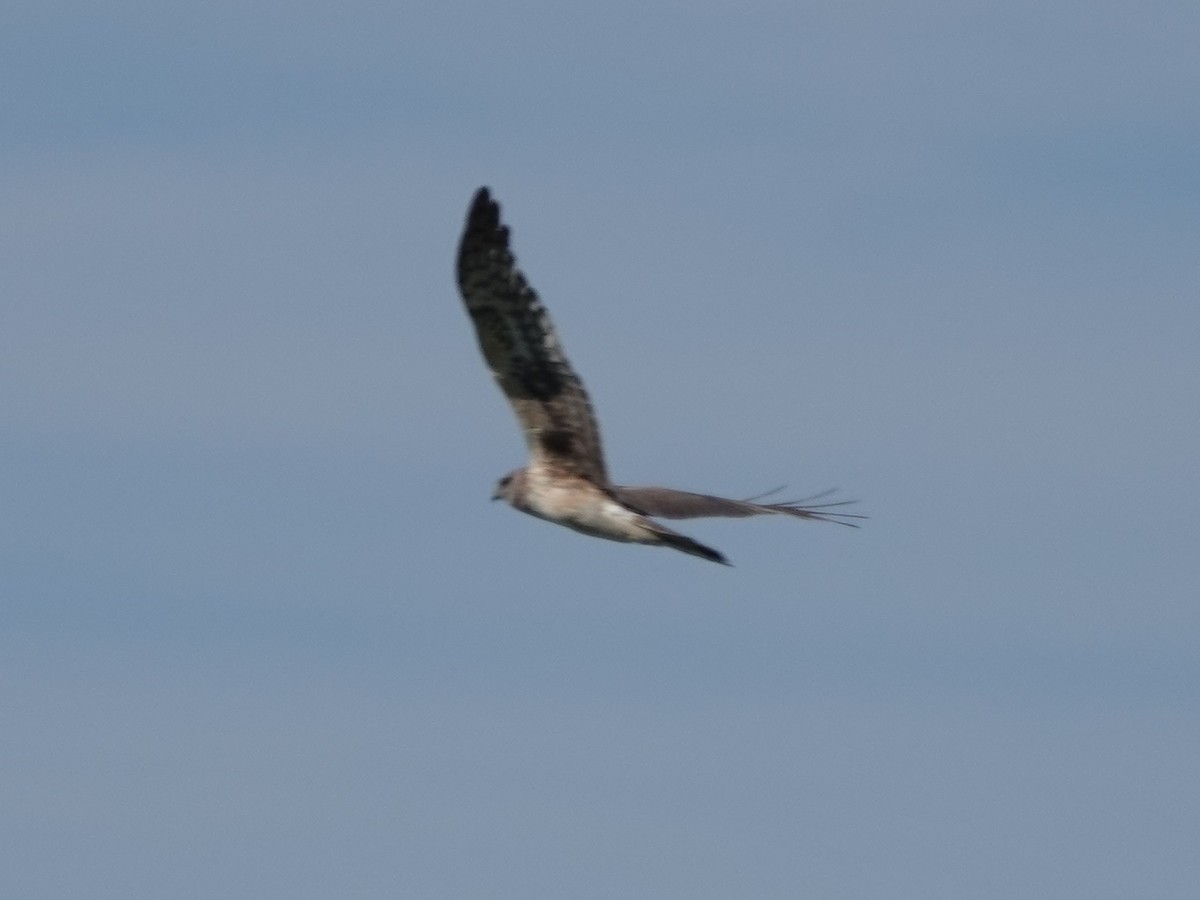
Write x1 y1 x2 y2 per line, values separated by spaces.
455 187 861 565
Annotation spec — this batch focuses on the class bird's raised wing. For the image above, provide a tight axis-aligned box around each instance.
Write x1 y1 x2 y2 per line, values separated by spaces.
612 486 864 526
456 187 608 485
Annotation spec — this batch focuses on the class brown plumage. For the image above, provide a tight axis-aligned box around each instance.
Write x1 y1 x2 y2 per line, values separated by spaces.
610 486 862 525
456 187 862 565
457 188 607 485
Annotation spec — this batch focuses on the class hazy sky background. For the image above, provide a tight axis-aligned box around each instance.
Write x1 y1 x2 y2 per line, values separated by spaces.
3 2 1198 897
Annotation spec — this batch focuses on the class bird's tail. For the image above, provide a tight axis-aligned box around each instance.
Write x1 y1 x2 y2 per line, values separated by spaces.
643 520 731 566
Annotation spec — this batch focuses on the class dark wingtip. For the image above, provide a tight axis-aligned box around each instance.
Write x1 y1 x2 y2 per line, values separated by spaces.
467 186 498 223
460 188 508 269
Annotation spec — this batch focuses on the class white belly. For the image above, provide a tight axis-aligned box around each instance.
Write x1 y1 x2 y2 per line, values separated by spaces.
521 477 647 544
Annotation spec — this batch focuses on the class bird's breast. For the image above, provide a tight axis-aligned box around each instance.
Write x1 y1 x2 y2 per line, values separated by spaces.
518 474 644 542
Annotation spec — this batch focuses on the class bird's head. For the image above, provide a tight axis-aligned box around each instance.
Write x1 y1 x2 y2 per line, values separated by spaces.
492 468 527 504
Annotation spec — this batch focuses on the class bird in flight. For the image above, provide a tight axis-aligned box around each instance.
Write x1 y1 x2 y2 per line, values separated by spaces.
455 187 861 565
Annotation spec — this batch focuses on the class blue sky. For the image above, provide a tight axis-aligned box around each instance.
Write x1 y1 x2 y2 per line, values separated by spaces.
3 2 1198 897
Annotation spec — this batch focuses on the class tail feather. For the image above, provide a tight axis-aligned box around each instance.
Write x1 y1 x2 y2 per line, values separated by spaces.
643 520 731 566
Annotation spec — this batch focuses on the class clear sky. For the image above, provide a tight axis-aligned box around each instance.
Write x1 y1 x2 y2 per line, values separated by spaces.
3 2 1198 897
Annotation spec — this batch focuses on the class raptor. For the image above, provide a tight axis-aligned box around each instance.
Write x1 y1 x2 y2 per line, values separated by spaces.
455 187 861 565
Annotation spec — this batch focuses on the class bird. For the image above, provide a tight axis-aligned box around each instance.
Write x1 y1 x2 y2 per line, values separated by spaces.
455 187 861 565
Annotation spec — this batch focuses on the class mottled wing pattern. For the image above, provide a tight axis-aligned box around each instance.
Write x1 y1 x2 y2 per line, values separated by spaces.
611 486 864 527
457 188 609 485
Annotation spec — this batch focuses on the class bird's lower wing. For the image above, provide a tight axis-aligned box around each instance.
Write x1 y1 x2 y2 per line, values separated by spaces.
612 486 865 527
